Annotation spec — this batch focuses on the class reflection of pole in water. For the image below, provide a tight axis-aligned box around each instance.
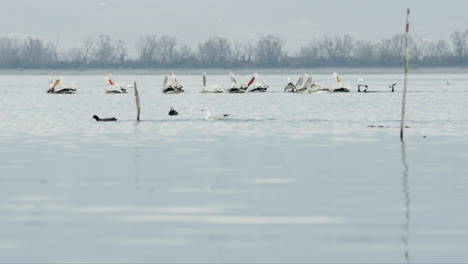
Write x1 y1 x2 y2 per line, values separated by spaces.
134 140 141 190
401 140 410 262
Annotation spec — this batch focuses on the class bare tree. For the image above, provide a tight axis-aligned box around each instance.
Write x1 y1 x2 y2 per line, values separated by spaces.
175 44 194 65
0 37 21 67
299 40 320 59
428 40 451 59
113 40 128 65
21 36 56 67
242 42 255 63
353 40 376 63
198 37 232 66
91 34 114 65
410 36 429 64
378 34 405 65
316 35 354 63
232 42 244 63
136 35 158 63
254 35 285 66
450 29 468 63
155 35 177 64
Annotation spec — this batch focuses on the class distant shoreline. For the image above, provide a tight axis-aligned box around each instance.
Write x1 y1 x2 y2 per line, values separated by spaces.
0 67 466 75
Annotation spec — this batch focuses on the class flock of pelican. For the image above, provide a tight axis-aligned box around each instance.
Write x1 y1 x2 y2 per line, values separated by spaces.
46 72 367 95
45 71 403 121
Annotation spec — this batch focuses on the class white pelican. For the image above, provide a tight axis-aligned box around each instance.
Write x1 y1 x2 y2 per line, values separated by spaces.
248 73 269 92
284 75 308 93
226 72 248 93
47 76 76 94
172 73 185 93
201 108 229 120
201 72 223 93
308 82 331 93
105 74 131 94
332 72 350 92
295 74 313 93
284 77 296 92
305 76 330 93
162 73 184 94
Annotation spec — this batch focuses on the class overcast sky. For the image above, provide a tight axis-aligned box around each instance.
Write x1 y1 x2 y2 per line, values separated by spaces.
1 0 467 54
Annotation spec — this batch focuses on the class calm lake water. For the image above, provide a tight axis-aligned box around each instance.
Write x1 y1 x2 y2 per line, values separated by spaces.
0 72 467 262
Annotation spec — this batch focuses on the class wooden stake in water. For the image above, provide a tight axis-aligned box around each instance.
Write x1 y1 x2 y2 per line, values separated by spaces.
134 81 141 122
400 9 410 141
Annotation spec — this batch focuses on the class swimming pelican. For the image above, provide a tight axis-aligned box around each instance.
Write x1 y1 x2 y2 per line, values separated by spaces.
105 74 131 94
284 75 306 93
173 73 185 93
162 73 184 94
332 72 350 92
295 74 313 93
307 79 331 93
248 73 269 92
47 76 77 94
284 77 296 92
201 108 229 120
201 72 223 93
226 72 248 93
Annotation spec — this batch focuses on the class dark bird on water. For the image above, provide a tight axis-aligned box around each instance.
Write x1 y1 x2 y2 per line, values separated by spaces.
168 107 178 116
358 84 368 92
389 83 397 92
93 115 117 122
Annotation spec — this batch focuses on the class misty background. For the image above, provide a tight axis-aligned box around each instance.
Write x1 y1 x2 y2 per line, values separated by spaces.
0 0 468 68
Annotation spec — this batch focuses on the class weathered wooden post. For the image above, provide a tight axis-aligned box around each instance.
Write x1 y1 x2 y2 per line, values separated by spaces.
400 9 410 141
134 81 141 122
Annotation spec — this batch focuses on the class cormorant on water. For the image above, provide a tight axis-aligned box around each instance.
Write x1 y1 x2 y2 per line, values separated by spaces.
168 107 178 116
93 115 117 122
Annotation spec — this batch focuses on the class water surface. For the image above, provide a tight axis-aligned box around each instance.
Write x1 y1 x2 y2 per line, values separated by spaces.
0 72 467 262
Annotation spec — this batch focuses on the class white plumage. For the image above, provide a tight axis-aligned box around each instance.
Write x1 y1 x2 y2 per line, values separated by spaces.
201 72 223 93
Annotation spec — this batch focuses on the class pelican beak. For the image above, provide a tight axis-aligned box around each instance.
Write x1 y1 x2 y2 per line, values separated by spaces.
48 79 61 92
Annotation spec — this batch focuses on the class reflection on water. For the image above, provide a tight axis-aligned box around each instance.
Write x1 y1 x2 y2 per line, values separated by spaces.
401 140 411 262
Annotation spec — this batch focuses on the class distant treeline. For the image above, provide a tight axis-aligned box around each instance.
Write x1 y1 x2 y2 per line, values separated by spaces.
1 30 468 69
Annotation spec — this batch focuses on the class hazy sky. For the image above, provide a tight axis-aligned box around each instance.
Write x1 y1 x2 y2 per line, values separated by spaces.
1 0 467 54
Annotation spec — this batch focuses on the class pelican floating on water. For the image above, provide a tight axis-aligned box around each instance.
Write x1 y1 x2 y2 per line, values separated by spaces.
332 72 350 92
284 75 308 93
248 73 269 92
47 76 77 94
105 74 132 94
307 79 331 93
295 74 313 93
226 72 248 93
201 72 223 93
202 108 229 120
284 77 297 92
162 73 184 94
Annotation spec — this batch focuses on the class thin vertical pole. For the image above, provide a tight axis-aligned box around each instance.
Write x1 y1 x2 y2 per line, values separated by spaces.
134 81 141 122
400 9 410 141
